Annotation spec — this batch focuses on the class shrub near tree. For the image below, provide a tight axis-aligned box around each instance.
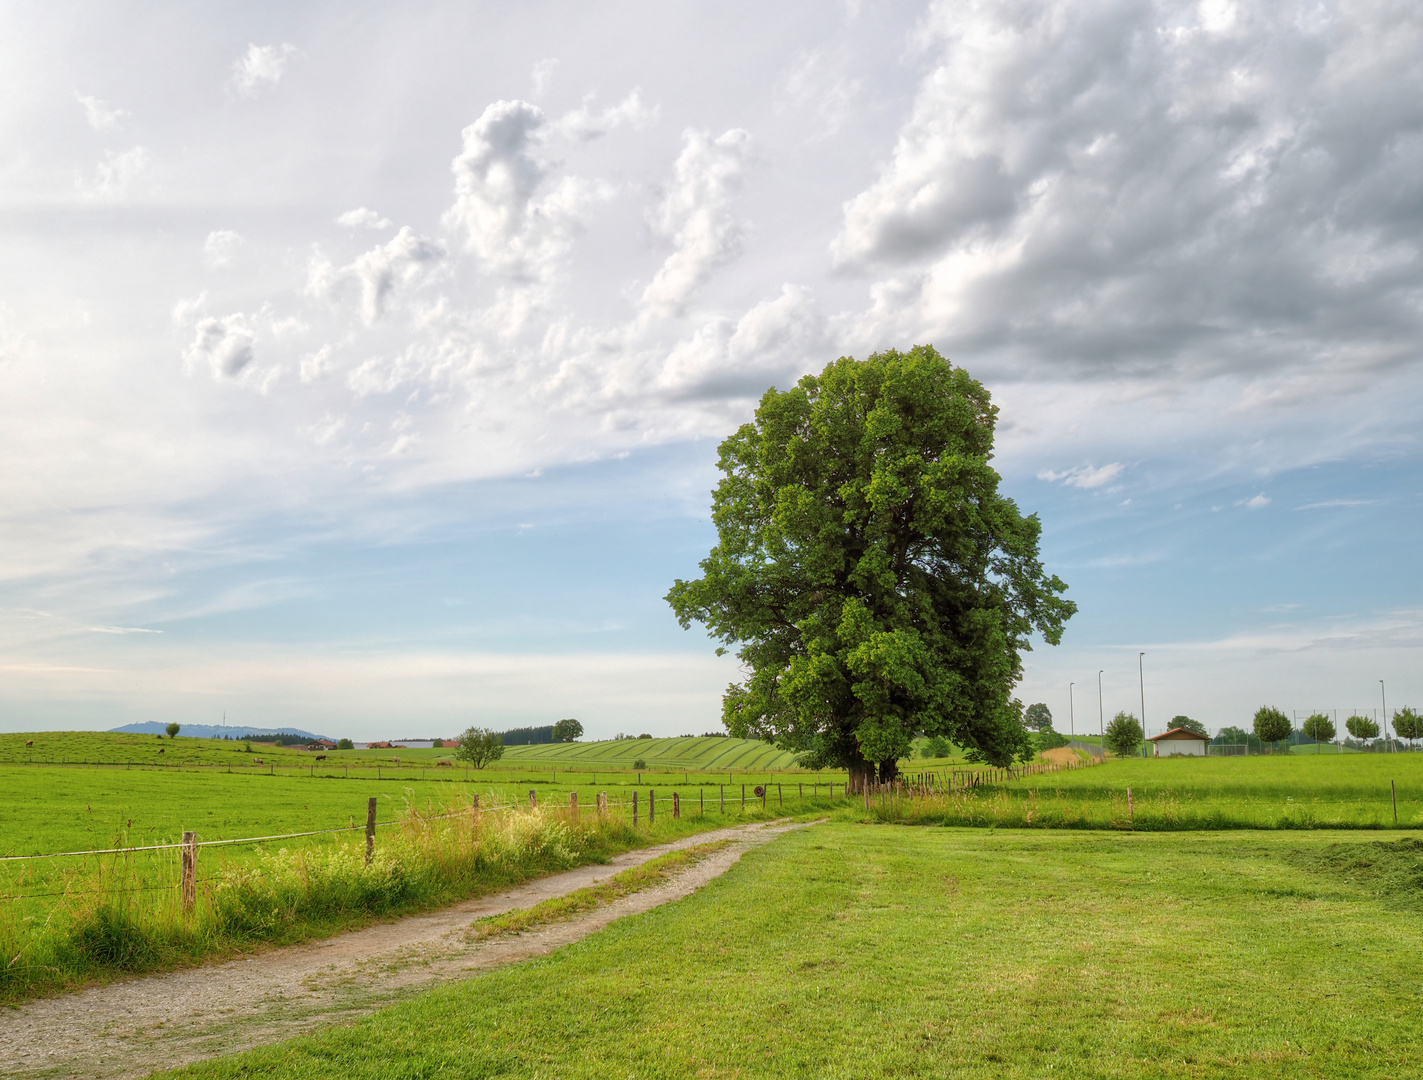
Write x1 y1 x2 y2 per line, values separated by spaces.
666 346 1076 790
453 727 504 769
1345 715 1380 748
165 723 181 739
920 735 952 759
1392 708 1422 749
1252 706 1291 753
1301 712 1336 751
1104 712 1143 757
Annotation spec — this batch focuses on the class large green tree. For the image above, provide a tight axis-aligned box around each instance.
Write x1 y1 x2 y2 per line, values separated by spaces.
453 727 504 769
1253 706 1291 753
666 346 1075 789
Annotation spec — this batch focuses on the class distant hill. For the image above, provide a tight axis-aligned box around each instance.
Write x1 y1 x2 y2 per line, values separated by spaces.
108 722 336 742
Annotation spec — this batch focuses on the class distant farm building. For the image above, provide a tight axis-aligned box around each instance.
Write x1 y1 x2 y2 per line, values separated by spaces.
1149 727 1210 757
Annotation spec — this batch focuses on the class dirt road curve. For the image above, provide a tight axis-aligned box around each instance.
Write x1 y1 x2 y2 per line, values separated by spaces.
2 819 812 1079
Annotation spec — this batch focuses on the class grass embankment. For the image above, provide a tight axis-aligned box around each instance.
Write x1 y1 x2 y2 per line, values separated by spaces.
161 824 1423 1079
0 795 786 1004
873 753 1423 829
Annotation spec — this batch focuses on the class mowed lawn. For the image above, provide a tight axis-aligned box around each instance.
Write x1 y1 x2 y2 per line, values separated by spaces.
164 824 1423 1080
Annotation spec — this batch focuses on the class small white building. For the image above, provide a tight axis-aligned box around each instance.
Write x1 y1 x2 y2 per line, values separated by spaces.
1148 727 1211 757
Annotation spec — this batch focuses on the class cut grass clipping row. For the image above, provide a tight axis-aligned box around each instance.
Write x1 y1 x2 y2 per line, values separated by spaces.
160 825 1423 1080
0 800 768 1004
465 840 732 941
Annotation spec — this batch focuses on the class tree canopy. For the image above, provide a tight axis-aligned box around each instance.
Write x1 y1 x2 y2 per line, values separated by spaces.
1170 715 1207 737
1392 708 1421 747
1104 711 1143 757
453 727 504 769
552 718 583 742
1346 714 1380 743
1253 706 1290 750
1301 712 1335 749
1024 703 1053 731
666 347 1075 786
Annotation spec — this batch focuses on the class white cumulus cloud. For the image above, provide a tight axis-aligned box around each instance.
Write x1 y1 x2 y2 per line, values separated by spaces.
640 128 753 314
79 146 149 201
75 93 129 130
443 99 611 283
551 89 658 141
183 314 255 378
336 207 393 230
1038 462 1125 489
231 43 298 97
203 230 243 268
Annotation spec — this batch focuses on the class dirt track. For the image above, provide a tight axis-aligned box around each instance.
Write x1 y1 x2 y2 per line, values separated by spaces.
2 819 811 1079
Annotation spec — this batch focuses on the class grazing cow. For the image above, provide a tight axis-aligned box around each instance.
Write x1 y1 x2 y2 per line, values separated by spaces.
435 760 452 767
25 740 33 747
253 758 264 765
315 754 326 761
392 757 400 764
158 748 165 754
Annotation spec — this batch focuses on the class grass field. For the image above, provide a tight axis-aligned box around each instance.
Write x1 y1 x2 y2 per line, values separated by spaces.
499 735 802 770
891 752 1423 829
161 823 1423 1079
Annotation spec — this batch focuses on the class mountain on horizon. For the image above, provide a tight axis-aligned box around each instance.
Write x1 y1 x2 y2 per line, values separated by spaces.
109 722 337 742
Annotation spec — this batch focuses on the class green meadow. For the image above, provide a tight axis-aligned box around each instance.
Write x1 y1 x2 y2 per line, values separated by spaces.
887 752 1423 830
162 824 1423 1080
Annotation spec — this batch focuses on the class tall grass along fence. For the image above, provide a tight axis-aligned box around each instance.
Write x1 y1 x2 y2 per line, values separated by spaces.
862 770 1419 831
0 787 802 1005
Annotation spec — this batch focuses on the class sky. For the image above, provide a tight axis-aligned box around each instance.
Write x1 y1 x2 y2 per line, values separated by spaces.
1 0 1420 741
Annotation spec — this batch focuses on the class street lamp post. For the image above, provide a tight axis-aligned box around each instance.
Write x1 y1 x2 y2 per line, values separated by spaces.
1098 670 1105 753
1139 652 1147 759
1382 680 1391 753
1069 682 1075 742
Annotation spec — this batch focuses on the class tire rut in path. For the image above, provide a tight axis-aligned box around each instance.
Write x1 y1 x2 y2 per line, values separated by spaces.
2 819 812 1079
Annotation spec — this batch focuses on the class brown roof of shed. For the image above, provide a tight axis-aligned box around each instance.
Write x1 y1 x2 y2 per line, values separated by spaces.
1147 727 1210 742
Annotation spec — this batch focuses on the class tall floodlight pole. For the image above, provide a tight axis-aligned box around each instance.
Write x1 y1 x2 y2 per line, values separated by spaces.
1139 652 1147 758
1381 680 1390 753
1098 670 1105 752
1069 682 1075 742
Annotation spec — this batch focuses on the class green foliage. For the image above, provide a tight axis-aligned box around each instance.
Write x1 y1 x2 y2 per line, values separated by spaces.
1170 715 1207 736
165 723 181 739
920 735 952 759
1024 703 1052 731
336 738 354 750
1253 706 1291 749
1302 713 1336 747
1394 708 1422 745
632 758 647 771
551 718 584 743
666 346 1076 778
1035 728 1070 751
637 733 652 739
453 727 505 770
1347 714 1381 742
1104 711 1143 757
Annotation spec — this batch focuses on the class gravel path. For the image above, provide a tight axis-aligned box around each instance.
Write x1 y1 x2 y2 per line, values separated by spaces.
2 819 811 1079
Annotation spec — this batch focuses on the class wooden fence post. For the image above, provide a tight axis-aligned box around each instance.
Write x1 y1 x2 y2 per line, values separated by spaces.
471 794 481 831
700 788 704 815
673 792 680 819
632 789 639 825
720 785 725 813
181 831 197 914
570 791 579 821
741 784 746 809
649 789 656 824
365 797 377 866
529 789 537 808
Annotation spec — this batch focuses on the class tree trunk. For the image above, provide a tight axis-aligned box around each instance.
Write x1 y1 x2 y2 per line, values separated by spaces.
877 759 899 784
848 762 874 794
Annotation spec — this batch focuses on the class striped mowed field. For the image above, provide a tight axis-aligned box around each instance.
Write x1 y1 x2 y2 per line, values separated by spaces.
499 736 802 771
